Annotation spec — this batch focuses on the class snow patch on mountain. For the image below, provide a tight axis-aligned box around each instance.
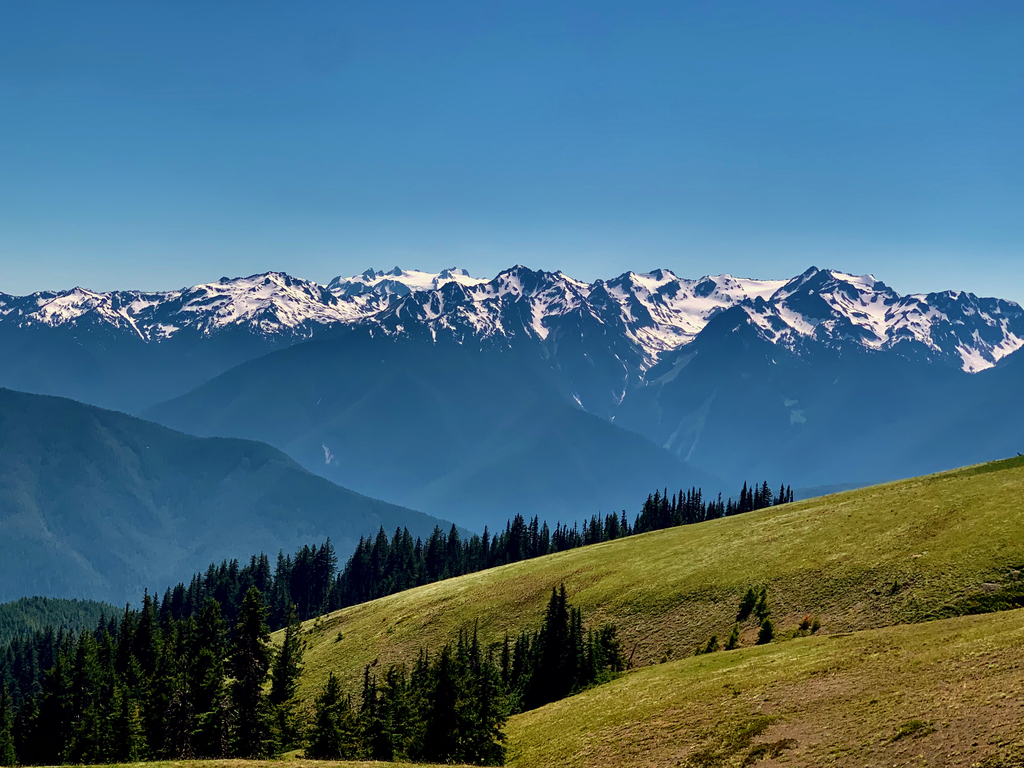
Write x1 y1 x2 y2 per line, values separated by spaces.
3 264 1021 373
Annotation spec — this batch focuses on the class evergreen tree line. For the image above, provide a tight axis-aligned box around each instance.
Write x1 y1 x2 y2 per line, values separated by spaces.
0 586 308 765
336 480 792 610
12 479 791 646
149 479 791 631
0 598 115 647
0 582 618 766
306 585 624 765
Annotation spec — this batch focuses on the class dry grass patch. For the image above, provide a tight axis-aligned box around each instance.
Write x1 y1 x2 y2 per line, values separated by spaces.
505 608 1024 768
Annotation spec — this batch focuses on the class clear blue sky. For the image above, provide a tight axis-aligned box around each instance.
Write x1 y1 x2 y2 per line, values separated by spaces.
1 1 1022 301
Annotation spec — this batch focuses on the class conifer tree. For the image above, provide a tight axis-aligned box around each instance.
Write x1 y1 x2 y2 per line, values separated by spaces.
377 663 414 761
360 665 389 760
269 605 305 750
34 638 74 765
593 624 626 674
757 617 775 645
737 588 757 621
697 635 719 655
109 684 147 762
229 587 275 758
66 632 105 763
307 672 360 759
190 599 228 757
422 645 463 762
0 686 16 767
724 624 741 651
530 585 572 707
754 587 770 622
466 652 507 765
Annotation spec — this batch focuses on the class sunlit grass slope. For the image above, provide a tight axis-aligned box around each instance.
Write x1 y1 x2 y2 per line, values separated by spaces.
290 457 1024 699
65 761 471 768
506 607 1024 768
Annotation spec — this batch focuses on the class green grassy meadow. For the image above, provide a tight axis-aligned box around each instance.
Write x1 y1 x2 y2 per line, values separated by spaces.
506 607 1024 767
288 457 1024 701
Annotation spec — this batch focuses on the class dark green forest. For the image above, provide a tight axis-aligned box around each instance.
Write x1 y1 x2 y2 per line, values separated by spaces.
0 599 115 647
0 585 620 765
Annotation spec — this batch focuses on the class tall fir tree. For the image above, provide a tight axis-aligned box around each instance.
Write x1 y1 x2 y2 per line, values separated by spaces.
190 599 228 757
307 672 360 760
0 686 16 767
229 587 275 758
109 683 147 762
269 605 305 750
421 645 464 762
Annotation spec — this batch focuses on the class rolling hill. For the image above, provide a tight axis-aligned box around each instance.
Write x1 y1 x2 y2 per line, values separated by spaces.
507 608 1024 768
0 387 454 604
286 456 1024 698
263 457 1024 767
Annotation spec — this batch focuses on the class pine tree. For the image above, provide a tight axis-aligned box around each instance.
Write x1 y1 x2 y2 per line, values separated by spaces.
33 637 74 764
229 587 275 758
306 672 360 759
757 617 774 645
190 599 227 758
164 620 197 759
109 684 147 762
66 631 106 763
421 645 464 762
269 605 305 750
586 623 625 680
737 588 757 621
378 663 414 761
529 585 572 708
465 653 507 765
0 686 17 767
754 587 770 622
360 665 389 760
724 624 741 651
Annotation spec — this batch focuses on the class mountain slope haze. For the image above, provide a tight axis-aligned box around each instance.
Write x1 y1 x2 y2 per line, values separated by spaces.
0 387 454 603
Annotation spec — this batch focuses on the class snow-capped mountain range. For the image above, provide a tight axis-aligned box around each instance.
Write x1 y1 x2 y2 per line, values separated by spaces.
2 265 1021 374
5 263 1022 525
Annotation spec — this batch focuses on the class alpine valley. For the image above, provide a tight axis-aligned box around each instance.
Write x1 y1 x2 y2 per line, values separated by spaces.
2 265 1022 529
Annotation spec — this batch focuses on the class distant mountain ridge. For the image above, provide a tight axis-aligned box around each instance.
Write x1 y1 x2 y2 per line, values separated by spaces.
4 265 1022 525
0 387 455 603
3 265 1020 371
3 263 1020 417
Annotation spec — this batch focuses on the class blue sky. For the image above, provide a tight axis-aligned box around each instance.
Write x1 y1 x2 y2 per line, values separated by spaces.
1 1 1022 301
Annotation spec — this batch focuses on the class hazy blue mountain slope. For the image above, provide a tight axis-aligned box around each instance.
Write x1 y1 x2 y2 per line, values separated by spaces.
8 264 1022 504
145 330 714 529
0 321 324 414
0 388 453 603
615 307 1020 487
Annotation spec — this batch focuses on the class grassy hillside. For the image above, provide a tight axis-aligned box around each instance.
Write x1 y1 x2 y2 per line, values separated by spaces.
0 387 454 603
507 607 1024 768
289 456 1024 699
